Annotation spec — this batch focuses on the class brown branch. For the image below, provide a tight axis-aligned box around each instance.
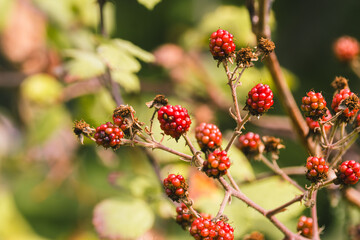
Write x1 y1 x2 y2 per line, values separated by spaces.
265 194 304 217
311 190 320 240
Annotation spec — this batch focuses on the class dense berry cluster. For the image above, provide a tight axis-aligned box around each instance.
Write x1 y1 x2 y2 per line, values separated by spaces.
331 88 359 119
94 122 124 149
163 174 188 202
158 105 191 140
113 115 127 132
176 203 196 230
189 218 234 240
209 29 236 60
300 91 327 119
238 132 262 157
195 123 222 151
333 36 359 62
306 109 332 133
297 216 313 238
202 150 231 178
305 156 329 182
336 160 360 185
245 83 274 116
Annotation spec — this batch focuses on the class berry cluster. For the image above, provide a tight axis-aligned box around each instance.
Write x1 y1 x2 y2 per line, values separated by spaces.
333 36 359 62
305 156 329 182
176 203 197 230
300 91 327 119
306 109 332 133
113 115 128 132
245 83 274 116
94 122 124 149
163 174 188 202
331 88 359 119
202 150 231 178
336 160 360 185
195 123 222 151
297 216 313 238
209 29 236 60
189 217 234 240
158 105 191 140
238 132 262 157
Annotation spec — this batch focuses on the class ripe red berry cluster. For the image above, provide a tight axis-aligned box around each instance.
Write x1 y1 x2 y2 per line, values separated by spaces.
202 150 231 178
163 174 188 202
176 203 196 230
333 36 360 62
300 91 327 119
94 122 124 149
305 156 329 182
209 29 236 60
158 105 191 140
246 83 274 116
113 115 128 132
189 217 234 240
331 88 359 118
297 216 313 238
306 109 332 133
238 132 262 156
195 123 222 151
336 160 360 185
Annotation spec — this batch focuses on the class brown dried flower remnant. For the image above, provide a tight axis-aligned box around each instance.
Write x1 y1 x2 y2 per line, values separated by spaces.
257 37 275 58
146 94 169 110
243 231 265 240
236 47 257 68
262 136 285 160
343 94 360 113
113 105 143 137
331 76 349 93
73 120 95 144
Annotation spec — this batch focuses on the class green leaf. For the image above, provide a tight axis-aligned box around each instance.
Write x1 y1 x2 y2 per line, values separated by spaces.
64 49 106 79
111 70 140 93
93 197 155 239
113 39 155 63
97 43 141 72
137 0 161 10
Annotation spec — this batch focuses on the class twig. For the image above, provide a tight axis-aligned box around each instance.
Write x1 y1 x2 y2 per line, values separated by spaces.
214 191 232 219
97 0 107 37
224 113 251 152
311 190 320 240
265 194 304 217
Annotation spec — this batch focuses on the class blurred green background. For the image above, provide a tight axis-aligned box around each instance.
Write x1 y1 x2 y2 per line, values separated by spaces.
1 0 360 239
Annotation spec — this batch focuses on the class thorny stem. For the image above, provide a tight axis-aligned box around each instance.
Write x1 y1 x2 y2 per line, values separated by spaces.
311 190 320 240
181 200 201 218
329 126 360 149
183 134 204 166
265 194 304 217
218 177 310 240
224 113 251 152
259 155 305 192
214 191 232 220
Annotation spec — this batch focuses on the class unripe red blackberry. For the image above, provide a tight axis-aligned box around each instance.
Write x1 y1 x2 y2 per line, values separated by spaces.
158 105 191 140
306 109 332 133
335 160 360 185
113 115 128 132
195 123 222 152
245 83 274 116
94 122 124 149
333 36 359 62
297 216 313 238
190 217 217 240
214 220 234 240
163 174 188 202
209 29 236 60
331 88 360 120
238 132 263 157
301 91 327 119
202 150 231 178
189 218 234 240
176 203 196 230
305 156 329 182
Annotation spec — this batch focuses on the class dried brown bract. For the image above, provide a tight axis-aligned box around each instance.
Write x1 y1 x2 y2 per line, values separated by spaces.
146 94 169 110
331 76 349 93
262 136 285 160
73 120 95 144
236 47 257 68
243 231 265 240
257 37 275 58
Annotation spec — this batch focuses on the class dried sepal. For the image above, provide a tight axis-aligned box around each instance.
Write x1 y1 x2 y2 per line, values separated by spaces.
146 94 168 109
113 105 143 137
256 37 275 59
331 76 349 93
236 47 257 68
73 119 95 144
262 136 285 160
243 231 265 240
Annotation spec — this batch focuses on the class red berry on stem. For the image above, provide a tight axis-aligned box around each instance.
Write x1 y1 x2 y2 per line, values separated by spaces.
333 36 360 62
158 105 191 140
209 29 236 60
331 88 360 121
195 123 222 151
238 132 263 157
336 160 360 185
297 216 313 238
245 83 274 116
94 122 124 149
163 174 188 202
301 91 327 119
305 156 329 182
202 150 231 178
